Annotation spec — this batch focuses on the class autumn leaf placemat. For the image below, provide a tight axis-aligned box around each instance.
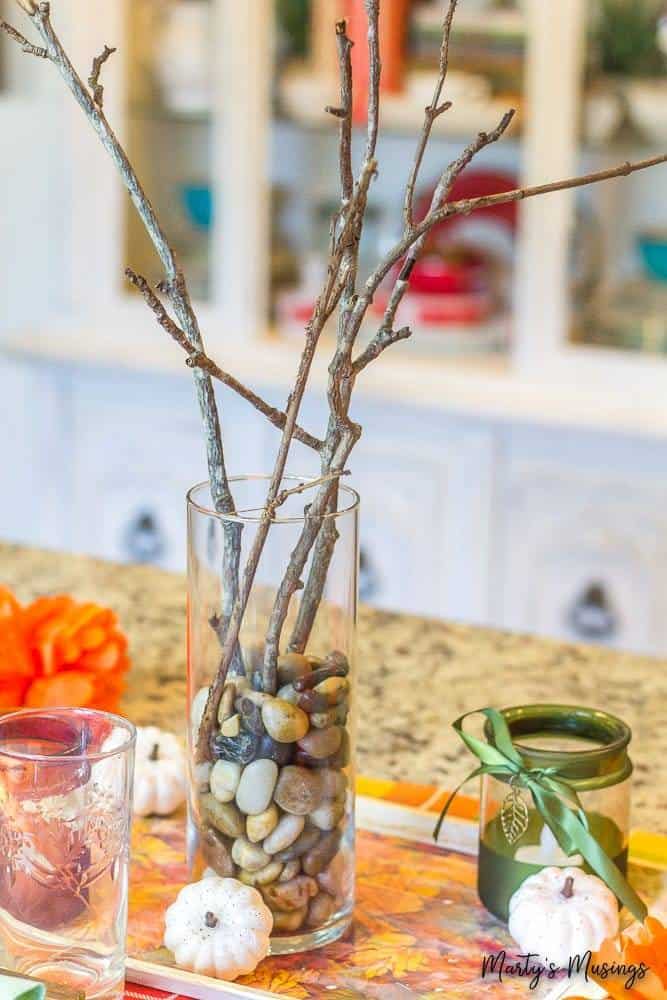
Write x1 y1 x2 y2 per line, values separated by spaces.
126 785 667 1000
128 809 539 999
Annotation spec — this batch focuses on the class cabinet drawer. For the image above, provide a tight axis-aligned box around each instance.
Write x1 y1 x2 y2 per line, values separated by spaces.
498 450 667 655
71 372 264 569
264 397 495 621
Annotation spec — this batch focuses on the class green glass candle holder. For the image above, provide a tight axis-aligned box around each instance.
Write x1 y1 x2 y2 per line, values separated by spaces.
478 704 633 922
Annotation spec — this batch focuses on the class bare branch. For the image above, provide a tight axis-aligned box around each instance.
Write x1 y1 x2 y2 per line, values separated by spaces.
125 267 185 344
125 268 323 453
377 150 667 301
441 152 667 220
404 0 458 228
270 470 350 514
334 19 354 204
14 0 38 14
187 353 324 453
88 44 116 108
379 108 516 336
364 0 381 163
0 19 47 56
352 325 412 374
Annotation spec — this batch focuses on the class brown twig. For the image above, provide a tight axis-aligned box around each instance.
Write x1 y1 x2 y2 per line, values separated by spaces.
404 0 458 228
352 326 412 374
364 0 381 163
334 19 353 204
187 354 324 453
270 470 350 514
379 109 516 343
88 44 116 108
0 18 46 56
125 268 322 452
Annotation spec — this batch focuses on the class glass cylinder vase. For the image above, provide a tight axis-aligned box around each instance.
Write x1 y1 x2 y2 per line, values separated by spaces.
186 476 358 953
478 704 633 922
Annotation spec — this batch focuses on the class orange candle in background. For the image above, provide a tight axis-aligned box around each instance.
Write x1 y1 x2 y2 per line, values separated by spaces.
347 0 411 124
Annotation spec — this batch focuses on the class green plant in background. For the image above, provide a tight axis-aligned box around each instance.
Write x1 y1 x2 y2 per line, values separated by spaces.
596 0 665 76
276 0 310 59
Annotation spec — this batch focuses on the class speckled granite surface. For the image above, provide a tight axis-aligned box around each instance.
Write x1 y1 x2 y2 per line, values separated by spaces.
1 542 665 834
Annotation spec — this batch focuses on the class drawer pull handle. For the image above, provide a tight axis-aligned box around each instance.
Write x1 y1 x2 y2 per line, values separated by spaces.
568 582 617 641
123 510 165 564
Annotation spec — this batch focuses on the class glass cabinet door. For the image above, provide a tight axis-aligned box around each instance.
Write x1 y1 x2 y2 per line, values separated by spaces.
125 0 215 300
570 0 667 358
270 0 528 361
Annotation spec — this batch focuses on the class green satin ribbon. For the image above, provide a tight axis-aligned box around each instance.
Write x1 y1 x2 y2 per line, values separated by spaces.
434 708 648 923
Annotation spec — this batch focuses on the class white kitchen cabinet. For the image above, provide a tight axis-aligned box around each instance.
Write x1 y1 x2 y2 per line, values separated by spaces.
0 359 67 549
261 395 495 621
497 428 667 654
69 368 264 569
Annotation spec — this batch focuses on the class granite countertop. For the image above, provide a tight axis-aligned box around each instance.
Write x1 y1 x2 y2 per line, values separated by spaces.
2 542 665 834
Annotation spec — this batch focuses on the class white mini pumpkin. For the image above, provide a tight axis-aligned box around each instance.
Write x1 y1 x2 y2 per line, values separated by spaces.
133 726 186 817
164 876 273 980
509 867 620 968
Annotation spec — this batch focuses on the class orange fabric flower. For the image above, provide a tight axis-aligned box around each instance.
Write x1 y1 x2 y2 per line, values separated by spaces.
0 587 130 712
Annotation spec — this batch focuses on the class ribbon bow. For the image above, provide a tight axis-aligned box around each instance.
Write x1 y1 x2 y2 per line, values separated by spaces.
434 708 647 923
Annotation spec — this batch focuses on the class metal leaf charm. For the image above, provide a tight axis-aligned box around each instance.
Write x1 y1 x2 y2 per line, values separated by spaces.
500 783 529 845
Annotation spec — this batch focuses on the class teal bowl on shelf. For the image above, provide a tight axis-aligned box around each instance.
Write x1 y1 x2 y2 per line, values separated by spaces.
181 184 213 231
638 232 667 283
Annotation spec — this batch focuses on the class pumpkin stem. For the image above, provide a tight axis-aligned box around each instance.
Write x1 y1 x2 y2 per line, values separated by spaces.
204 910 219 929
561 876 575 899
149 743 160 762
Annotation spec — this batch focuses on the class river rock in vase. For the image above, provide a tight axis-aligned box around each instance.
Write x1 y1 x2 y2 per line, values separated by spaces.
187 478 358 953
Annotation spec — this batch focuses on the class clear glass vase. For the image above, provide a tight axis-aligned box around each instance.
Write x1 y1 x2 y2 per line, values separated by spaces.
186 476 358 953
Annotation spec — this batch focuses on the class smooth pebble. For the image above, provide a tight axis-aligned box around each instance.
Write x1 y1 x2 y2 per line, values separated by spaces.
302 830 341 877
279 858 301 882
309 798 345 831
274 765 323 815
201 793 245 838
273 825 320 863
272 906 307 931
232 837 271 872
263 812 305 854
246 803 279 843
263 874 318 912
277 652 311 685
297 725 342 760
239 860 284 886
210 760 241 803
236 758 278 815
262 699 309 743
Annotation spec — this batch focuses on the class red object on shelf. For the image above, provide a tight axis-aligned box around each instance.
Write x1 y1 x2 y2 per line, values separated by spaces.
416 168 520 245
347 0 411 124
407 249 488 295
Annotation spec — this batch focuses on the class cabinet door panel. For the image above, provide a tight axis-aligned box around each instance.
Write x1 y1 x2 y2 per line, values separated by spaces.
0 361 66 549
71 373 263 569
500 455 667 655
261 397 495 621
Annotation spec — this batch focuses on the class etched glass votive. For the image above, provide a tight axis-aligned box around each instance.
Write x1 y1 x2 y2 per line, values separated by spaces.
0 709 136 1000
